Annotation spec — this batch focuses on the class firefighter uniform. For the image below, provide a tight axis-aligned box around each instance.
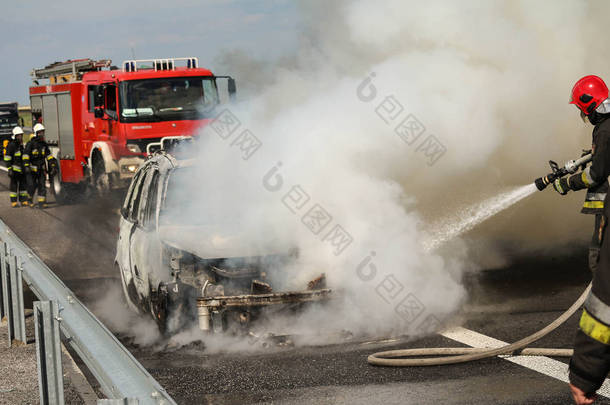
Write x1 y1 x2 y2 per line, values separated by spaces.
24 136 56 207
581 136 609 274
3 139 28 206
556 115 610 394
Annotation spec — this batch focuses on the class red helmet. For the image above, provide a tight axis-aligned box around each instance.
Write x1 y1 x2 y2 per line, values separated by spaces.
570 75 609 115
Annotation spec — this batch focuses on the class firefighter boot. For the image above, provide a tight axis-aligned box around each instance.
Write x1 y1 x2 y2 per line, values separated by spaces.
19 191 30 207
19 192 29 207
37 197 47 209
10 193 18 208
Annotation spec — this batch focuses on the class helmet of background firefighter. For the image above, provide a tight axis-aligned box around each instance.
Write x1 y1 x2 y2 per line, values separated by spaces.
11 126 23 140
570 75 610 116
33 123 45 136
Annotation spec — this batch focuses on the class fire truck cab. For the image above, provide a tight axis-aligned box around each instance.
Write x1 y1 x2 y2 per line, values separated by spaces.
29 57 235 202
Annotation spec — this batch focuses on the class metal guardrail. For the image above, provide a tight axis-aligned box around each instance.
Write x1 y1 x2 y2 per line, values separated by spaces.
0 219 176 405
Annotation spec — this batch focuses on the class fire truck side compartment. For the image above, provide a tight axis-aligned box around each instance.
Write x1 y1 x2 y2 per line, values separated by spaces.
31 91 76 160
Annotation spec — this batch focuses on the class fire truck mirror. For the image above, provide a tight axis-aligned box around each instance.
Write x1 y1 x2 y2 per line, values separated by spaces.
228 78 237 98
94 86 105 107
94 107 104 119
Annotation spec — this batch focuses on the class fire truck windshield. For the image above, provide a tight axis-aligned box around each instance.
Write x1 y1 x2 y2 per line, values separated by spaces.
119 77 219 123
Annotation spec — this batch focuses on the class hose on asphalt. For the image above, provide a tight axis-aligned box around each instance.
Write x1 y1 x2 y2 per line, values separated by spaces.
367 283 591 366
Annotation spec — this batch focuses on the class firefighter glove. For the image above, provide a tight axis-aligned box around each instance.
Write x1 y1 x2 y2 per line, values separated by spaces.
553 177 570 195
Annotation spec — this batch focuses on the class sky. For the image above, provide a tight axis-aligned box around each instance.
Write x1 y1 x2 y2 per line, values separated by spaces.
0 0 300 105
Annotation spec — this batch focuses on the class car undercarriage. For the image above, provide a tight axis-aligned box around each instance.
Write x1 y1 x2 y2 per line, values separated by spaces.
147 245 333 334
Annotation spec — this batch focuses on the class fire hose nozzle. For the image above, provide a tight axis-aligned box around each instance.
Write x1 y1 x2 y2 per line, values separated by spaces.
534 174 554 191
534 153 593 192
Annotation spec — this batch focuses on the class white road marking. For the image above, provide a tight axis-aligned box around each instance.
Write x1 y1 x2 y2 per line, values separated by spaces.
442 326 610 398
360 338 400 346
0 166 7 172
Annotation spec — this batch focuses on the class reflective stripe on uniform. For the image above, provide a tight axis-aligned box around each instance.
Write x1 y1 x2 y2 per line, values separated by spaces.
31 166 37 172
12 167 22 173
586 192 607 201
14 152 21 157
585 291 610 324
582 167 596 187
9 193 17 198
3 156 11 161
22 154 29 160
18 192 28 197
583 201 604 209
580 308 610 344
32 150 39 155
46 155 54 160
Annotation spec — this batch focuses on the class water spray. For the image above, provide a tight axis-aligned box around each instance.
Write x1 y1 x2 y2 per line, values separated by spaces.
533 152 592 191
369 152 595 367
423 151 594 252
423 184 538 252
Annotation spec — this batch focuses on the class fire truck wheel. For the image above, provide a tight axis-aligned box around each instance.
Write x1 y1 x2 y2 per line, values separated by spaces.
92 154 110 195
50 170 71 204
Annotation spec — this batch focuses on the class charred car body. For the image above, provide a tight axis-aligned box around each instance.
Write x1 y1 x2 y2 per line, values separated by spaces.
116 142 331 333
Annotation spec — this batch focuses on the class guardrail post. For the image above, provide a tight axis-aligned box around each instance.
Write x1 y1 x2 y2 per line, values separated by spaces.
7 253 26 346
1 241 8 322
34 300 64 405
0 218 177 404
3 243 12 345
97 399 139 404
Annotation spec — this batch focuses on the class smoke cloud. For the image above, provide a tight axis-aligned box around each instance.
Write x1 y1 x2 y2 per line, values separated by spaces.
156 0 610 344
92 283 162 347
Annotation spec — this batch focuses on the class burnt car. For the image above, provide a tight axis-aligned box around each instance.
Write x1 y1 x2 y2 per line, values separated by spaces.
116 141 331 333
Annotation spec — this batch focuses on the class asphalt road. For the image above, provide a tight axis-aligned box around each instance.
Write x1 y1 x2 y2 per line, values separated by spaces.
0 173 605 405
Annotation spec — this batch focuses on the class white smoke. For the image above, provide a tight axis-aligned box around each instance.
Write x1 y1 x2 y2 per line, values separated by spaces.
91 283 161 347
159 0 610 344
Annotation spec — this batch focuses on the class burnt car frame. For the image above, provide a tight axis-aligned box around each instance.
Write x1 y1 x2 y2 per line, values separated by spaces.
116 145 331 333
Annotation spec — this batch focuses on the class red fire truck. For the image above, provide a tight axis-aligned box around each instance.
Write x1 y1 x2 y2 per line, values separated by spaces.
29 57 235 202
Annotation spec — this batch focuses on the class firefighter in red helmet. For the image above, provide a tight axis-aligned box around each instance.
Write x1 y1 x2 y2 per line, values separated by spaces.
551 75 610 404
556 76 610 280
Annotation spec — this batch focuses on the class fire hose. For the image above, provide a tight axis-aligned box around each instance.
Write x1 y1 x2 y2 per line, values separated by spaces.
369 153 594 367
368 284 589 366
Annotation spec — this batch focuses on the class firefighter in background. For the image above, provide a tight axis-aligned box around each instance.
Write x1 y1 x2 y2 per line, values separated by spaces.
4 127 29 207
23 123 57 208
552 75 610 404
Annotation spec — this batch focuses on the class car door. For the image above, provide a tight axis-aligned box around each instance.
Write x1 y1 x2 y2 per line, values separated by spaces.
117 168 144 286
142 167 163 282
128 165 162 302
